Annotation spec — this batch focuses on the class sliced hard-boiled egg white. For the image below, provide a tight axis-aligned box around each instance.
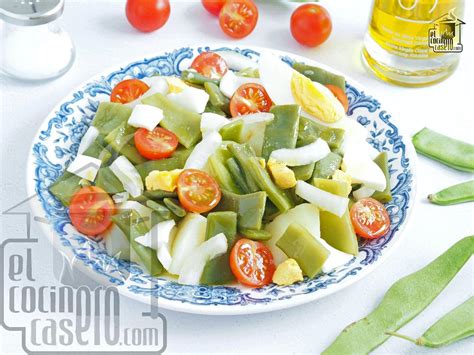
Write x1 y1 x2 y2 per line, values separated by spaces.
201 112 230 136
167 86 209 114
269 138 330 167
342 148 386 192
126 77 169 108
110 156 144 198
127 104 164 131
259 53 345 123
178 233 228 285
77 126 99 154
184 131 222 170
66 154 102 181
219 70 261 98
295 180 349 218
213 50 258 71
112 191 129 204
238 112 274 125
168 213 207 275
117 200 153 229
145 169 183 192
103 224 131 261
353 185 376 200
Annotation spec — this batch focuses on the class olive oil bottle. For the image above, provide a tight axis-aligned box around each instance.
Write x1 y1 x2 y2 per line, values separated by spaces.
363 0 465 87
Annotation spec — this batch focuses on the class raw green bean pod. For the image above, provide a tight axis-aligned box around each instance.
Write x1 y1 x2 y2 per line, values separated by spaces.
323 236 474 355
428 180 474 206
387 297 474 348
412 128 474 172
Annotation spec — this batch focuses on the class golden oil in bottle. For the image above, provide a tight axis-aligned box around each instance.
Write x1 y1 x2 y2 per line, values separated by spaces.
363 0 465 87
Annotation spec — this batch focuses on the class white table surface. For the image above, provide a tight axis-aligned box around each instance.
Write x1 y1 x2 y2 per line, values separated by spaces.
1 0 473 354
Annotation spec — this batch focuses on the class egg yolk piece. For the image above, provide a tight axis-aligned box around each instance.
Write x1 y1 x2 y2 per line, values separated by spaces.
290 72 345 123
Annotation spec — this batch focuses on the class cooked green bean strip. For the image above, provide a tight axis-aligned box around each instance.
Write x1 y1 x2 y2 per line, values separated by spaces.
228 143 293 212
92 102 132 135
84 140 112 164
277 223 329 278
142 93 202 148
104 121 135 152
118 143 147 165
163 198 186 218
204 102 226 116
181 69 219 86
428 180 474 206
227 144 260 193
387 297 474 348
372 152 393 203
312 152 342 179
236 67 260 78
291 163 315 181
261 105 300 160
239 228 272 241
145 200 173 220
208 150 241 194
204 82 230 115
219 119 243 142
95 167 124 194
322 236 474 355
226 157 250 194
412 128 474 172
112 210 164 276
131 190 177 203
201 212 238 284
263 200 281 223
292 62 346 91
215 189 267 230
135 147 191 179
297 116 345 149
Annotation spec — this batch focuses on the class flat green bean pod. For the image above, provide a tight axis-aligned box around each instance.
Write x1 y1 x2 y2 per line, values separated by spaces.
428 180 474 206
387 297 474 348
322 236 474 355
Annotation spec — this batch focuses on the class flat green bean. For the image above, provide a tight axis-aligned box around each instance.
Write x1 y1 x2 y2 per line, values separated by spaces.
292 62 346 91
323 236 474 355
92 102 132 135
388 297 474 348
291 163 315 181
204 82 230 116
226 157 250 194
297 116 345 149
208 148 241 194
312 152 342 179
372 152 392 203
181 69 219 86
219 119 243 142
135 148 191 179
95 166 124 194
145 200 173 220
239 228 272 241
412 128 474 172
428 180 474 206
163 198 186 218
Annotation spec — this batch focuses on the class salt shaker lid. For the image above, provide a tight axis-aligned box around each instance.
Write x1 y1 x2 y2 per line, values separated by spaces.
0 0 64 26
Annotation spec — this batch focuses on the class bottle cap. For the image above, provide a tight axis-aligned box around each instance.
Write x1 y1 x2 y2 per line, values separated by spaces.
0 0 64 26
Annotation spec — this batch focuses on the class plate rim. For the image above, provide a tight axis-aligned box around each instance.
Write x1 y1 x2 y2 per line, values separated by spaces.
26 44 417 316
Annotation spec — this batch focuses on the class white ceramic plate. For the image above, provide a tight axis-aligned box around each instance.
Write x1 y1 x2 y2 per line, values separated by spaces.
27 46 416 315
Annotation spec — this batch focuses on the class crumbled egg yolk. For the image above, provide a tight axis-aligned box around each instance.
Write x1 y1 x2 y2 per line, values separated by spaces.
165 77 188 94
272 259 304 286
332 169 353 196
145 169 183 192
290 72 344 123
267 159 296 189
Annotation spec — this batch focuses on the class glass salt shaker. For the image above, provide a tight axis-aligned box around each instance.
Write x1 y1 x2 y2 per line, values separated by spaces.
0 0 75 81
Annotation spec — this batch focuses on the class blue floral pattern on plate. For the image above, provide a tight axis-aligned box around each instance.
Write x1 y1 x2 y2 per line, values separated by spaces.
29 46 415 314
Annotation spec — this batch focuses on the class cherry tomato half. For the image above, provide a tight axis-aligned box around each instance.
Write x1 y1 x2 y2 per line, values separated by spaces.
219 0 259 39
229 83 273 117
230 238 275 287
125 0 170 33
69 186 115 237
134 127 179 160
190 52 228 80
290 4 332 47
201 0 226 16
177 169 221 214
350 198 391 239
110 79 150 104
325 84 349 113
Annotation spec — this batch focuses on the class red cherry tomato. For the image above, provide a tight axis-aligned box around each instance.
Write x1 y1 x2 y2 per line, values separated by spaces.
190 52 228 80
219 0 258 39
201 0 226 16
290 4 332 47
134 127 179 160
69 186 115 237
110 79 150 104
177 169 221 214
350 198 391 239
325 84 349 113
126 0 170 33
230 238 275 287
229 83 272 117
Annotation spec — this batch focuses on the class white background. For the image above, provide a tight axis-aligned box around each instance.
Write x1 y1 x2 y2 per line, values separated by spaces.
1 0 473 354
